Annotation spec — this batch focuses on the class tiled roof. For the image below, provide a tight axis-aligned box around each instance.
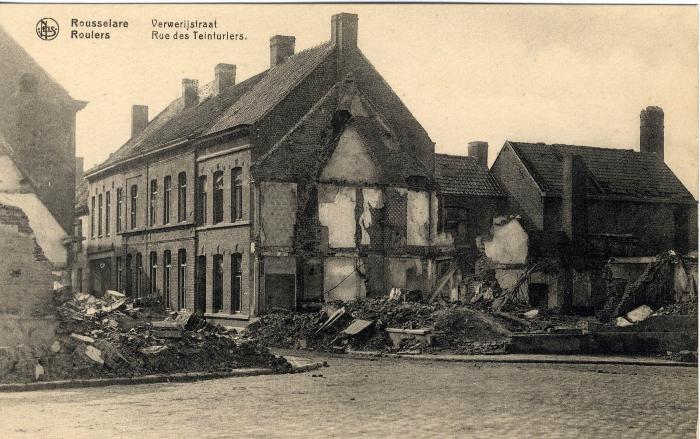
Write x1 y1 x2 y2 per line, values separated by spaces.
252 80 430 185
508 141 694 200
434 154 504 197
89 42 334 174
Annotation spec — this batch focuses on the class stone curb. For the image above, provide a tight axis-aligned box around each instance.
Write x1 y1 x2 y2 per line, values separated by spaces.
0 361 324 393
344 350 698 368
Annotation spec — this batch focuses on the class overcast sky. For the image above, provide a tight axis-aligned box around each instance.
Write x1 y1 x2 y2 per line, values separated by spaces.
1 4 697 196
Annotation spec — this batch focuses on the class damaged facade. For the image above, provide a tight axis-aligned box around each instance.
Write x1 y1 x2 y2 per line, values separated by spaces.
0 25 86 347
486 107 698 314
82 13 504 323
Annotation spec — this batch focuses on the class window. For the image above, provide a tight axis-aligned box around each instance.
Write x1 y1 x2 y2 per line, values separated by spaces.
116 256 122 292
150 252 158 296
163 176 172 224
90 196 95 238
97 194 102 236
116 188 123 232
150 179 157 226
177 249 187 309
231 168 242 221
196 255 207 314
98 193 103 236
445 206 468 236
231 253 242 313
178 172 187 222
197 175 207 225
163 250 172 308
135 253 143 297
213 171 224 224
105 191 111 236
213 254 223 312
130 184 138 229
77 268 83 292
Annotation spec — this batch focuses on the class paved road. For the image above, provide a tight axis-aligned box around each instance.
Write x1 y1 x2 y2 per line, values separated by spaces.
0 352 696 438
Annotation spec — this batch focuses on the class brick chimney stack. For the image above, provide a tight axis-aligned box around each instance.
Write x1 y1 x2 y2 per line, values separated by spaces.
468 141 489 168
214 64 236 95
640 106 664 160
182 79 199 109
562 153 588 244
331 13 358 76
270 35 295 68
131 105 149 137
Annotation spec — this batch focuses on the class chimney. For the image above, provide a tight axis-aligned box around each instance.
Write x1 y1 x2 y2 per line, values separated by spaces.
468 141 489 168
640 106 664 160
214 63 236 95
331 13 358 76
182 79 199 108
270 35 295 68
131 105 149 137
562 154 588 244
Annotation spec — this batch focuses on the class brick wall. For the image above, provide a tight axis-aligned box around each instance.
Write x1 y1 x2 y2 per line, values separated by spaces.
0 204 57 348
491 144 544 230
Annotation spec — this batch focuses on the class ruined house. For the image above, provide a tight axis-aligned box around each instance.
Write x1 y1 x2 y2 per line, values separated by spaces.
488 107 698 313
82 13 508 324
0 26 86 347
0 26 85 236
434 142 507 273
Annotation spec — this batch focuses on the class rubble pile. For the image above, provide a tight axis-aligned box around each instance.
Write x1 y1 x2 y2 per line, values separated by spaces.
245 298 522 355
601 251 697 322
0 291 290 383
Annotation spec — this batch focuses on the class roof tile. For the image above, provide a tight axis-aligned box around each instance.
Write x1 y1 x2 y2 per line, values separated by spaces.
509 141 694 200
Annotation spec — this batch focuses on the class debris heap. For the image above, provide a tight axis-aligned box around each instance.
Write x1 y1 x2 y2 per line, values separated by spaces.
601 251 697 321
0 291 290 383
245 298 519 355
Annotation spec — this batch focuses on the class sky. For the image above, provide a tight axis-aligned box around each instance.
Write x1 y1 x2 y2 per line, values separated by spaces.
0 4 697 196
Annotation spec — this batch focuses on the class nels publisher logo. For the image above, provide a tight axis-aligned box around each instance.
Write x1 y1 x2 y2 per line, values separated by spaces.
36 18 59 41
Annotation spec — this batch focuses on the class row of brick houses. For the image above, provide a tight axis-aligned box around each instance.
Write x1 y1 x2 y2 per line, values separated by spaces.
77 13 697 322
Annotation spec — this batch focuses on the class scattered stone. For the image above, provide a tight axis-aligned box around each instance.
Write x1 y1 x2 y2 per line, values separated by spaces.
523 309 539 319
70 333 95 344
616 317 633 327
34 364 44 380
626 305 654 323
140 345 168 355
50 341 61 353
83 345 104 364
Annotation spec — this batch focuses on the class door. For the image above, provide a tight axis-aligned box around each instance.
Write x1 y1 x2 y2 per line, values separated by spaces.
89 258 112 295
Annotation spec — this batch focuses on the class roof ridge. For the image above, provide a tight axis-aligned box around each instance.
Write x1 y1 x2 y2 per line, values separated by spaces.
509 140 636 154
435 152 477 159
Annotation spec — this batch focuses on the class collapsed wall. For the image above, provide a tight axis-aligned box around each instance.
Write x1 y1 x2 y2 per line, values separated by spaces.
0 204 57 350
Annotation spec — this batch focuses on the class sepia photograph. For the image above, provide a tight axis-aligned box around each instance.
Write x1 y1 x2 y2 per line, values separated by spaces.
0 3 697 438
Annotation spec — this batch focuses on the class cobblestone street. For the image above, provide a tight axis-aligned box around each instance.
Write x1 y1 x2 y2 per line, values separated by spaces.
0 353 696 439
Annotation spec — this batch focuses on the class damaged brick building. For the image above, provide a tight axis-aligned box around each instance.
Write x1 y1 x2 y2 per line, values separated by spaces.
82 13 504 323
0 25 86 347
487 106 698 313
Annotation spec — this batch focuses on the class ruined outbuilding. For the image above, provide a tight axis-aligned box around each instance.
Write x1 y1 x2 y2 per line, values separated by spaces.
487 107 698 314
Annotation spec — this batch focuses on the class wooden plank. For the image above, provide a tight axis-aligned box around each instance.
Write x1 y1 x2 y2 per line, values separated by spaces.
429 263 457 303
